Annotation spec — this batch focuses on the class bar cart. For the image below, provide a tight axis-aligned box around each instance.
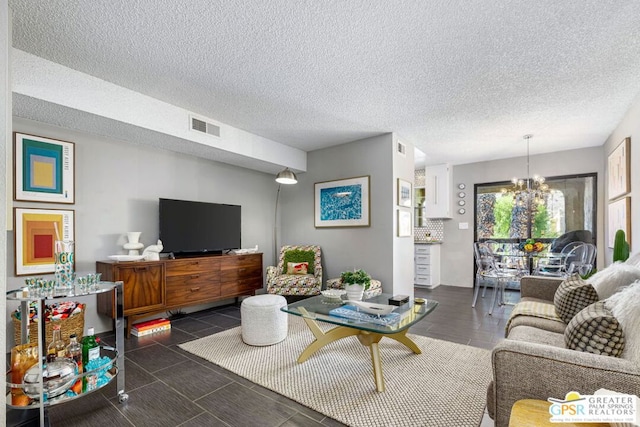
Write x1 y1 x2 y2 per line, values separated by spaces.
6 281 128 426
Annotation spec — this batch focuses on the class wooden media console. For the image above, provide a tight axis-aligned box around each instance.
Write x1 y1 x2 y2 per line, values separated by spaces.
96 253 263 335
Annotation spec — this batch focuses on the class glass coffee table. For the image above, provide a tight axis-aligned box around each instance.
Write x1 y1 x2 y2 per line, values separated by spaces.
281 293 438 392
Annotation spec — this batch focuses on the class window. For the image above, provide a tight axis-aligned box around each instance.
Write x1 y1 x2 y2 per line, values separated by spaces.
475 173 597 244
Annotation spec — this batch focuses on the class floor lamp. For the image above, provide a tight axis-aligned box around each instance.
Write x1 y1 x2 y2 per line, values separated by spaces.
274 168 298 265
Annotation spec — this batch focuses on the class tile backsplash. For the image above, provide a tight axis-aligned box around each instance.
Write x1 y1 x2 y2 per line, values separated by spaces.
415 219 444 242
414 169 426 187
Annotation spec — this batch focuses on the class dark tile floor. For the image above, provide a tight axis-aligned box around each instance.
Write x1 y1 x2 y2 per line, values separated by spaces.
7 285 516 427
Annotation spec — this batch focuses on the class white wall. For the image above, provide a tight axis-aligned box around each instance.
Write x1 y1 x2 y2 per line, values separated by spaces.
280 134 400 292
13 49 307 175
392 136 416 297
603 92 640 261
7 118 279 342
1 0 11 406
442 146 605 288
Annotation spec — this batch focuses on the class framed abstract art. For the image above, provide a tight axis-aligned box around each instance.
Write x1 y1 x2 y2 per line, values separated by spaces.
314 176 370 228
14 208 75 276
607 137 630 200
14 132 75 204
397 209 412 237
607 197 631 249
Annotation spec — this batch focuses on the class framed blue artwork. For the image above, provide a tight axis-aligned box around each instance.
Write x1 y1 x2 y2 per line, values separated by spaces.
314 176 370 228
397 178 412 207
14 132 75 204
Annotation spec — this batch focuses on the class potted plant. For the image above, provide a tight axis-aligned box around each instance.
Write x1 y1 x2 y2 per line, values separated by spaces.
341 269 371 301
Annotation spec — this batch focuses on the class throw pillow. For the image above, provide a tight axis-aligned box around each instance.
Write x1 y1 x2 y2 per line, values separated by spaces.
564 301 625 357
605 280 640 363
625 252 640 268
589 262 640 299
282 249 315 274
554 274 599 324
286 262 308 275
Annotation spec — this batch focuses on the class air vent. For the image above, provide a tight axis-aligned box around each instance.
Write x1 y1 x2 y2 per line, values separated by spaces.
190 116 221 138
397 141 407 156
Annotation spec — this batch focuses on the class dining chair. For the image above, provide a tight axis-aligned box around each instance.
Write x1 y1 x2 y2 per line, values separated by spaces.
499 243 529 278
534 242 589 278
548 229 593 253
472 242 518 315
484 239 523 274
566 242 596 276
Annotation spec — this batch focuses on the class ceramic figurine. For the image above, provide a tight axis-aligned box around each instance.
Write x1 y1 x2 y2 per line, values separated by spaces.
123 232 144 255
143 240 163 261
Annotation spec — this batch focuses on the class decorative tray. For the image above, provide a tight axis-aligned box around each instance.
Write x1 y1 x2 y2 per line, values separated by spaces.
321 289 346 299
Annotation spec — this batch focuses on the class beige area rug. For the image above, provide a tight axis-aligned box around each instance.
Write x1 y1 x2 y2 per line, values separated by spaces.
180 316 492 427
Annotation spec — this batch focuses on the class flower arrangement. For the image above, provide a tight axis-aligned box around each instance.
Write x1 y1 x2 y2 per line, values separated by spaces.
518 239 545 253
340 269 371 290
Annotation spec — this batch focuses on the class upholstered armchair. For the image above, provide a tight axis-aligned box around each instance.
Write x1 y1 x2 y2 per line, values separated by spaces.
266 245 323 296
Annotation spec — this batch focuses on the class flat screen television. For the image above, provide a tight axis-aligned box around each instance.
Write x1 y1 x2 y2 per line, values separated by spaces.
159 198 241 256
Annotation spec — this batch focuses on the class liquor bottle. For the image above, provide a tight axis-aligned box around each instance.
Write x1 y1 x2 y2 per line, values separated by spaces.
66 333 83 394
47 325 66 362
81 327 100 392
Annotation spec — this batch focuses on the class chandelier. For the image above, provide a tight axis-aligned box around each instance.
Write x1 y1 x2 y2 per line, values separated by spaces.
501 134 549 206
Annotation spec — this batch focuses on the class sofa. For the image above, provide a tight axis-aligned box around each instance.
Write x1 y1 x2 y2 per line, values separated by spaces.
487 274 640 427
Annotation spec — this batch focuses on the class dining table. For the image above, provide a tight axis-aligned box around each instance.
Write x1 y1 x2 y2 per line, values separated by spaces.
493 249 565 276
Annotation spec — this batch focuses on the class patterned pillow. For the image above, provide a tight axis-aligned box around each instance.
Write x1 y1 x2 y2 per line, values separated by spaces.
564 301 625 357
282 250 315 274
286 262 308 275
554 274 599 324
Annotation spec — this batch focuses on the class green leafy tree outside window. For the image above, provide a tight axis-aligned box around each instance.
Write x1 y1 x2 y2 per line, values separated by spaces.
532 204 552 238
490 195 553 239
493 196 513 238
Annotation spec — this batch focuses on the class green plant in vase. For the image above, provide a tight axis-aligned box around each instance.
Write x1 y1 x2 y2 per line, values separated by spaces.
340 269 371 290
341 269 371 301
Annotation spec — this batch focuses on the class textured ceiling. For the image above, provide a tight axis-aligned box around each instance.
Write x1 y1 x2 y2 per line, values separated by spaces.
9 0 640 166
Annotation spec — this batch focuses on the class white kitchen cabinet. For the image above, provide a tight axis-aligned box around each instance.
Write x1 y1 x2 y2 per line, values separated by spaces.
424 164 452 219
414 243 441 289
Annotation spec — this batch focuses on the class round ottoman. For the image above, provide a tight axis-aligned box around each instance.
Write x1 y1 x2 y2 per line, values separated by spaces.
241 294 288 346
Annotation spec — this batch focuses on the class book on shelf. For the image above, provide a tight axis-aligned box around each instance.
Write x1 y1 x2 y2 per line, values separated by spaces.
131 324 171 336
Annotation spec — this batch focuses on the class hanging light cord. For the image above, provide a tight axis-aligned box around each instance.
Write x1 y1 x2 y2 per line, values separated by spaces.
274 184 281 266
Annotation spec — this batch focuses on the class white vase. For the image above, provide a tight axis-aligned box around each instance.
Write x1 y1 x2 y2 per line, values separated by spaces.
123 231 144 255
345 283 364 301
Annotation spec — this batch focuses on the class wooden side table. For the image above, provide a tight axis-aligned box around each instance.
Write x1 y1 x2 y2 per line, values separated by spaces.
509 399 609 427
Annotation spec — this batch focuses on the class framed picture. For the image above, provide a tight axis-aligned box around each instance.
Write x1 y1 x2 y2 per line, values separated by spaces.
397 178 412 207
314 176 370 228
14 132 75 204
397 209 412 237
607 137 630 200
14 207 75 276
607 197 631 249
